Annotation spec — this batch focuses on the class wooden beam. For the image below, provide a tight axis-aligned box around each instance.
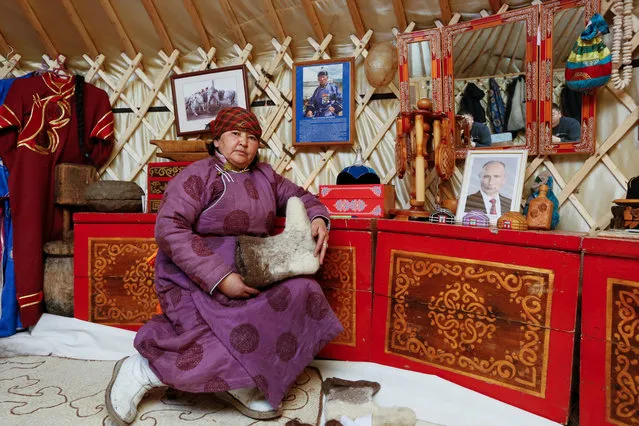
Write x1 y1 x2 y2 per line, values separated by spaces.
439 0 452 24
473 25 505 76
392 0 407 31
141 0 174 54
97 0 136 59
301 0 325 43
346 0 366 39
492 20 516 74
17 0 58 58
61 0 98 58
489 0 502 14
0 31 10 58
263 0 286 42
507 23 525 73
182 0 210 51
219 0 247 47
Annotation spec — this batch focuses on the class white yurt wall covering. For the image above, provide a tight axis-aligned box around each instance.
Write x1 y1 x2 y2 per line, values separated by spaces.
0 0 636 233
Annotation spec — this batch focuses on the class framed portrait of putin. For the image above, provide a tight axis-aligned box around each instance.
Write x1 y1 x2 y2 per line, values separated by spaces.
455 150 528 225
292 58 355 146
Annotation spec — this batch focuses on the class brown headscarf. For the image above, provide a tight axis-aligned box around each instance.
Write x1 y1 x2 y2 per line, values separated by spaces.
209 107 262 141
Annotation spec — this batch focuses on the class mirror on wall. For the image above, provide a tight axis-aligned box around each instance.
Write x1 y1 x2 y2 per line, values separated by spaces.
397 29 443 113
540 0 598 155
442 7 539 157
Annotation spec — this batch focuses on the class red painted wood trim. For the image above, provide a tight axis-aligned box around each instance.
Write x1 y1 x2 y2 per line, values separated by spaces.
376 219 584 252
582 235 639 259
74 212 157 224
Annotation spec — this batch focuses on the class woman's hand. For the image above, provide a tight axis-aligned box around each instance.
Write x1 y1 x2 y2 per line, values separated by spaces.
217 273 260 299
311 218 329 265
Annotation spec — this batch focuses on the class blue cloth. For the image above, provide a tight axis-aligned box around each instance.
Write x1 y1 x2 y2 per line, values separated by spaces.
0 74 28 337
0 159 19 337
524 176 560 230
488 78 506 134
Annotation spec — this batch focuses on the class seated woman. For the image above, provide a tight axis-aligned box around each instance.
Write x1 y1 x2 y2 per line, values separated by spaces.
105 107 343 425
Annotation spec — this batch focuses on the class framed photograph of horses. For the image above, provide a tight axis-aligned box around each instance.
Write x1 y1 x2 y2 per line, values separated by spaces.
170 65 249 137
292 57 354 146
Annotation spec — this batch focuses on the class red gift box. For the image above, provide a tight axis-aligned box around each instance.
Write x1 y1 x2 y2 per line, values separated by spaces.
319 184 395 218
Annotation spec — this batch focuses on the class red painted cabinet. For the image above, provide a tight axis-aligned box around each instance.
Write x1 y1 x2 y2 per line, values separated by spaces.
74 213 374 360
371 220 582 424
74 213 158 331
315 219 374 361
581 235 639 426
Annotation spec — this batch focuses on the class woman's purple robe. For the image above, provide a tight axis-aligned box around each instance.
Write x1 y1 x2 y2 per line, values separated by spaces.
134 157 343 408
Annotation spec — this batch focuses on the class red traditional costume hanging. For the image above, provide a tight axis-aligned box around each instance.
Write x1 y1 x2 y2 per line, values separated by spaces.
0 72 114 327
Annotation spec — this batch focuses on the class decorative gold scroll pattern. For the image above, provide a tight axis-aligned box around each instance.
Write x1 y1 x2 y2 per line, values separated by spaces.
317 246 357 346
149 180 168 195
89 238 158 325
386 250 553 397
149 199 162 213
148 165 187 178
606 278 639 425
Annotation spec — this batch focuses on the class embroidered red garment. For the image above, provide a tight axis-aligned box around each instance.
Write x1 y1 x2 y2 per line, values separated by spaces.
0 73 114 326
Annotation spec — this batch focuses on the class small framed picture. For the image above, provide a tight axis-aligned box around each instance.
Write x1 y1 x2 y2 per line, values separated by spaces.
455 150 528 225
170 65 249 136
292 57 354 146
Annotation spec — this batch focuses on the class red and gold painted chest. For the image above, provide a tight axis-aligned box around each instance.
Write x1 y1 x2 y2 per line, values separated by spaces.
314 218 374 361
319 184 395 218
74 213 158 331
371 220 582 424
146 162 191 213
74 213 374 360
581 234 639 426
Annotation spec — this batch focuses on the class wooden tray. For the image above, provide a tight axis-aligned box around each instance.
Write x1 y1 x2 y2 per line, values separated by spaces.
150 139 208 152
156 152 210 162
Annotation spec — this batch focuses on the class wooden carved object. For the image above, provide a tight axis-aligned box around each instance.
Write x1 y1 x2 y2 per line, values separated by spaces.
391 98 448 220
527 184 554 230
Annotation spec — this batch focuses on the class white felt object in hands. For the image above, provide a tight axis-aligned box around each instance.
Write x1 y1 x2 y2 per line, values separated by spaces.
235 197 320 288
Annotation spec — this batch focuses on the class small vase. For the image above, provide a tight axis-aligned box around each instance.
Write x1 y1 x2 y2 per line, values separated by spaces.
527 184 554 230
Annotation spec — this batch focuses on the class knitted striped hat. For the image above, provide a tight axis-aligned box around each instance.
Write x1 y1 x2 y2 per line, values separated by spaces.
209 107 262 141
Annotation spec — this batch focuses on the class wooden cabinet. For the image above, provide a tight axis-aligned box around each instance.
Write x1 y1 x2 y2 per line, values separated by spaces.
74 213 158 331
581 235 639 426
371 220 582 424
146 162 190 212
73 214 375 360
74 213 639 423
315 219 374 361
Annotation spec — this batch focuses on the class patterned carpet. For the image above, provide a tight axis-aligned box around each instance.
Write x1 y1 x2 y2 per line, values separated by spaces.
0 356 322 425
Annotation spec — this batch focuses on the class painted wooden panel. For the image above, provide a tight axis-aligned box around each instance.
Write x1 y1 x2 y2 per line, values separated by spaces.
74 213 375 359
315 227 374 359
581 241 639 426
372 227 580 423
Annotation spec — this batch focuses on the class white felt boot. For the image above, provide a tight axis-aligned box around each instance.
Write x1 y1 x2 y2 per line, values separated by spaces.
105 353 164 425
216 387 283 420
236 197 321 288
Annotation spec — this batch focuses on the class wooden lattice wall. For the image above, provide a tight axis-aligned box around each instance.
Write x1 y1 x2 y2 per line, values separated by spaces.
0 0 637 234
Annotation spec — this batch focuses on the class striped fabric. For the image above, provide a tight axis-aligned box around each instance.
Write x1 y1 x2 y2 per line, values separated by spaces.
565 13 611 92
209 107 262 141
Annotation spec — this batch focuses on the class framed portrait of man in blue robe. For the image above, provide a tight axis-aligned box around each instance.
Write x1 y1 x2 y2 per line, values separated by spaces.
293 58 354 146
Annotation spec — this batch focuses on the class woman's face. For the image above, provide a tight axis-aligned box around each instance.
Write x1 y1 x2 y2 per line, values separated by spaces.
214 130 260 169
